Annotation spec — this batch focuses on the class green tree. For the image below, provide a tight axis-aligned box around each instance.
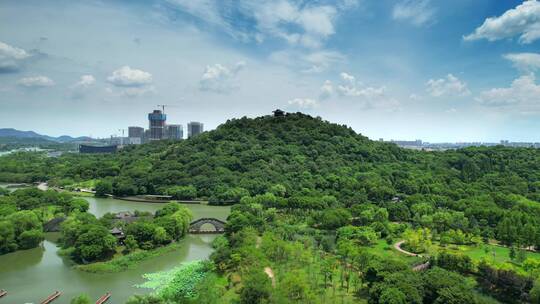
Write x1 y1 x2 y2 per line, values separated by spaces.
73 225 116 262
125 295 164 304
379 287 407 304
8 210 41 237
269 184 286 197
276 270 314 302
530 278 540 304
0 220 17 253
94 180 113 197
152 226 172 246
509 246 516 261
166 185 197 200
316 208 351 230
69 198 90 213
18 229 44 249
194 273 225 304
124 235 138 253
240 270 272 304
337 225 378 246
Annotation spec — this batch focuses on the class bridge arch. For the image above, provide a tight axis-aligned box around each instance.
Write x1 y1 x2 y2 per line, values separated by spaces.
189 218 226 234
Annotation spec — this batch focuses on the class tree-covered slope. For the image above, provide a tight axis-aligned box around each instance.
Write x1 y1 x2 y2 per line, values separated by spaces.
2 112 540 303
140 113 412 200
1 112 538 207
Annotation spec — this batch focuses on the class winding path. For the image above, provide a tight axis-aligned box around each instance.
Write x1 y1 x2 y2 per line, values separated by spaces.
394 240 430 272
394 240 422 257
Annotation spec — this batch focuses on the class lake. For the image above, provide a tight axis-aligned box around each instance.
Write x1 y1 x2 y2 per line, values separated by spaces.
0 193 230 303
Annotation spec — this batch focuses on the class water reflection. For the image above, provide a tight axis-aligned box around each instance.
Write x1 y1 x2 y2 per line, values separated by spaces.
0 196 230 303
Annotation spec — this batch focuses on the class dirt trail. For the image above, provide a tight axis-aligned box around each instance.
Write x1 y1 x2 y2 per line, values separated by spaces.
264 267 276 287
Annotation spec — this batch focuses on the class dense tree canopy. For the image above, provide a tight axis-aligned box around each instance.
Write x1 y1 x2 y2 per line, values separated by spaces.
1 112 539 303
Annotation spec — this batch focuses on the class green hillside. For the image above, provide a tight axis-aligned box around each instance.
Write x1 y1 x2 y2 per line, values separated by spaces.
1 112 540 303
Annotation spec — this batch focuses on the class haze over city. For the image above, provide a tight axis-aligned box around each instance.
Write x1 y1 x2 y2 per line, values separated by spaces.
1 0 540 142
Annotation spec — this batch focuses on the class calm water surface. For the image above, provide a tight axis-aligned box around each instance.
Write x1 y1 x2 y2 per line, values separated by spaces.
0 193 230 303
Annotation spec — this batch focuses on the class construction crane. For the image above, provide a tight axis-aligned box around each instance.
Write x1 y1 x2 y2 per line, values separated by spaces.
118 129 125 146
157 104 169 113
157 104 180 113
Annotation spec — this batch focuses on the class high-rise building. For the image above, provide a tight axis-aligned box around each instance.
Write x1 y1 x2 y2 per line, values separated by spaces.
143 129 150 143
148 110 166 141
167 124 183 140
128 126 144 145
128 126 144 138
187 122 204 138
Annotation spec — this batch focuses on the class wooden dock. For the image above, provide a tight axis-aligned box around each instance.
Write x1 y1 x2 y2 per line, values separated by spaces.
96 292 111 304
0 290 6 298
40 291 61 304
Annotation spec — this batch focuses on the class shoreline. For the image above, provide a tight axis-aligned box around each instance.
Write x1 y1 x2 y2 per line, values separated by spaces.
114 196 208 205
75 242 186 274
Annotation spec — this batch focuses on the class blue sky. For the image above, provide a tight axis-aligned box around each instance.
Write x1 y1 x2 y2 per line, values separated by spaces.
1 0 540 142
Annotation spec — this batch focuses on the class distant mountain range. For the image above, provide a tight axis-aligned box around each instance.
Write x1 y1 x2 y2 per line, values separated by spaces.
0 128 93 142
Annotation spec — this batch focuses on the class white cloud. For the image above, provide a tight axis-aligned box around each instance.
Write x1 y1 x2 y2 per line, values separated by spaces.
338 84 386 98
238 1 339 48
288 98 318 109
426 74 470 97
106 66 153 98
75 75 96 87
199 61 245 93
335 72 386 99
319 72 399 111
392 0 436 27
503 52 540 72
166 0 357 49
0 41 31 72
17 76 55 88
464 0 540 44
319 80 334 100
70 75 96 99
340 72 356 84
107 66 152 87
476 74 540 112
271 49 345 73
165 0 250 41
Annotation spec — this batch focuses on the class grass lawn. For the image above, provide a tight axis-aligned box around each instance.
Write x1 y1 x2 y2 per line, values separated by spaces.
66 190 95 197
68 179 98 189
363 240 422 266
433 242 540 266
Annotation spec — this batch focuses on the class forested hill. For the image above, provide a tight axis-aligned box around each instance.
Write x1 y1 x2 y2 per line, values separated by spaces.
2 113 540 303
0 112 539 208
142 112 413 200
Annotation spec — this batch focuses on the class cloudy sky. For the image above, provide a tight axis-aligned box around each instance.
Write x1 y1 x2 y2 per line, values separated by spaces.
1 0 540 142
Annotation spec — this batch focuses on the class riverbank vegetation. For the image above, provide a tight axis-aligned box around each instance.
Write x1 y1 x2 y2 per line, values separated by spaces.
0 187 88 254
2 112 540 302
75 242 185 273
58 202 192 265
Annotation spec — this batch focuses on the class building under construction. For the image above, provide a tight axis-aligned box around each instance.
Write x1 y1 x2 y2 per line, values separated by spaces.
148 109 166 141
125 107 197 144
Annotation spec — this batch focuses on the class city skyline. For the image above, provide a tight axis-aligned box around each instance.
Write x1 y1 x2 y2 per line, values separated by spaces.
1 0 540 142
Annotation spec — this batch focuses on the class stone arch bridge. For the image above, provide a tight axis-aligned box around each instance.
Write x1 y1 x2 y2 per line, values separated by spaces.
189 218 226 234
